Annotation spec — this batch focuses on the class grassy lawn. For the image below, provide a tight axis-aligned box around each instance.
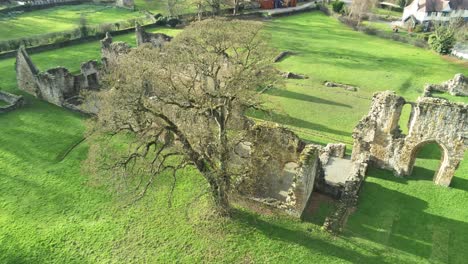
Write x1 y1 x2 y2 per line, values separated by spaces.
0 11 467 263
258 12 467 147
371 7 403 18
0 4 145 41
134 0 167 13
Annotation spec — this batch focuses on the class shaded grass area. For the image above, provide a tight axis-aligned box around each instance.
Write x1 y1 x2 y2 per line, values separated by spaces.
0 4 145 41
0 11 468 263
347 144 468 263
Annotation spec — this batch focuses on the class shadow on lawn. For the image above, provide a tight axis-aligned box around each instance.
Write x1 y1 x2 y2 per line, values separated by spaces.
232 209 390 263
256 111 351 137
266 89 352 108
345 168 468 262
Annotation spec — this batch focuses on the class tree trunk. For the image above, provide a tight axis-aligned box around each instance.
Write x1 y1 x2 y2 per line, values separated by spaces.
233 0 239 15
212 1 220 16
211 182 230 216
197 4 202 21
214 106 231 216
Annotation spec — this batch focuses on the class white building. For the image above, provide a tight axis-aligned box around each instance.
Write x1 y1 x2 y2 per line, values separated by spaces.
402 0 468 25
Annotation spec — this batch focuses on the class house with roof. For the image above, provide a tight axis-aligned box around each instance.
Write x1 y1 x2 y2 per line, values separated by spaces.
402 0 468 26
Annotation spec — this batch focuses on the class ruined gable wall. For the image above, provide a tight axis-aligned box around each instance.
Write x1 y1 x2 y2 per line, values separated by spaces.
16 47 100 107
351 91 405 168
393 97 467 185
16 47 40 96
135 24 172 48
101 32 131 68
352 90 467 186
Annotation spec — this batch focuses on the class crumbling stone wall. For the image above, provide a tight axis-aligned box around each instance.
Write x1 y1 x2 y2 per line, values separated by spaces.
16 47 100 111
101 32 131 68
0 91 24 113
323 156 369 233
352 91 467 186
424 73 468 96
135 23 172 48
235 123 322 217
115 0 134 9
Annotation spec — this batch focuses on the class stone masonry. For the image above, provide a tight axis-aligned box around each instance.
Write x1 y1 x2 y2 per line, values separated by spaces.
352 91 467 186
16 46 99 112
0 91 24 113
424 73 468 97
135 23 173 48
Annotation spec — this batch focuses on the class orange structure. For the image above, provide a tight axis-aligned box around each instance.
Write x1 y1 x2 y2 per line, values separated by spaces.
259 0 297 9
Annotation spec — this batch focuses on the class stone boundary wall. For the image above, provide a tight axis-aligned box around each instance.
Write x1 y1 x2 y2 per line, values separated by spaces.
0 91 24 113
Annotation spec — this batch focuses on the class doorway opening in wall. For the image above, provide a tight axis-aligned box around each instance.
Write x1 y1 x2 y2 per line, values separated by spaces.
450 153 468 191
409 142 444 182
87 73 99 90
398 103 412 134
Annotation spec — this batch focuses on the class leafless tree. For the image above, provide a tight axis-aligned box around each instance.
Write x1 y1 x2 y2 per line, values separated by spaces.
85 19 278 216
348 0 375 24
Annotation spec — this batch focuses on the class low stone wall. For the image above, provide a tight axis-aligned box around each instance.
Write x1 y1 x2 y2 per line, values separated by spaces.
135 23 172 48
0 91 24 113
322 156 369 233
424 73 467 97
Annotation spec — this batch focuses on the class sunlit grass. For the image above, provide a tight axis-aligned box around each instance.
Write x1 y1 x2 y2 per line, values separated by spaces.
0 11 467 263
0 4 145 41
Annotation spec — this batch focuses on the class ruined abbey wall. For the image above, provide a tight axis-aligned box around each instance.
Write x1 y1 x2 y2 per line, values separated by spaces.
135 24 173 48
352 91 467 186
16 47 100 110
425 73 468 97
235 124 320 217
0 91 24 113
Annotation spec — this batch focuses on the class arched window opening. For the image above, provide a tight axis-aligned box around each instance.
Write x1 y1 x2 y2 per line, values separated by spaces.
410 142 444 182
398 104 413 135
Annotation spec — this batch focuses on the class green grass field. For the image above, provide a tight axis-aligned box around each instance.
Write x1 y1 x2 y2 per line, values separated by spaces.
0 4 145 41
0 11 467 263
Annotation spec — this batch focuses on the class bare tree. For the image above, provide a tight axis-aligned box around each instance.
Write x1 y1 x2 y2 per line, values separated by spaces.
348 0 375 24
86 19 277 216
167 0 185 17
231 0 243 15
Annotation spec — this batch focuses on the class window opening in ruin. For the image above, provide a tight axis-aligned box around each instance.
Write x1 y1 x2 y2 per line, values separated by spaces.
410 142 444 182
398 104 413 135
87 73 99 90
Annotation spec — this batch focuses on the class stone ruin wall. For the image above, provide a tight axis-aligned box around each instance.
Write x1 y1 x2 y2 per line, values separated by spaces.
16 47 100 111
352 90 467 186
135 23 173 48
16 27 173 112
424 73 468 97
115 0 134 9
0 91 24 113
238 123 354 218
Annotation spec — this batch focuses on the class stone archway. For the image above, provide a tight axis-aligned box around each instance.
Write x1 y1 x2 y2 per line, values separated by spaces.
351 91 467 187
404 140 448 183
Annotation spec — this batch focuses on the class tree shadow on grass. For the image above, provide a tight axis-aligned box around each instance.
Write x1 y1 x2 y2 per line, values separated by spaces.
254 111 351 137
266 89 352 108
345 176 468 263
232 209 391 263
